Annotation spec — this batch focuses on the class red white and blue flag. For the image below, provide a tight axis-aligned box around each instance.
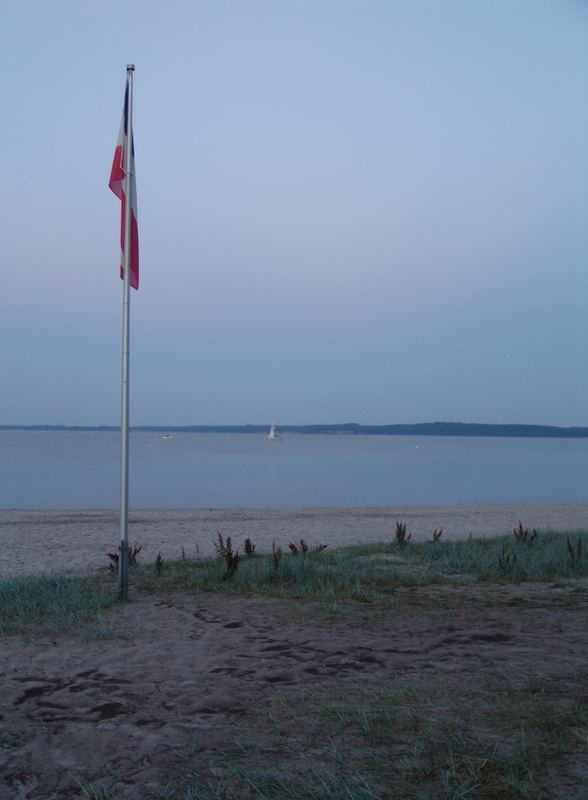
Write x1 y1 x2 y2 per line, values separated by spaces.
109 79 139 290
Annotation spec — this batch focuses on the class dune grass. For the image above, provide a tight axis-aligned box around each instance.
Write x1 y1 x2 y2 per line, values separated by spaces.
130 529 588 601
99 669 587 799
1 529 587 635
0 574 116 636
412 529 588 582
129 548 402 604
352 529 588 582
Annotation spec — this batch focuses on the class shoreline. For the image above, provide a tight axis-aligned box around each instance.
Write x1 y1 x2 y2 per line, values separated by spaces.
1 504 587 578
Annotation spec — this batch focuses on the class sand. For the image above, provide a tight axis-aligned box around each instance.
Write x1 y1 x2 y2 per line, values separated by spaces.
0 583 586 799
1 504 587 578
1 505 588 798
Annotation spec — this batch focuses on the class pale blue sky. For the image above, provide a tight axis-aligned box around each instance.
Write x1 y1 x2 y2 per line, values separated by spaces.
1 0 586 426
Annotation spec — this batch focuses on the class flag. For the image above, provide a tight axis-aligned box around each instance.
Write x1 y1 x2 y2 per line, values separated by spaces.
109 79 139 289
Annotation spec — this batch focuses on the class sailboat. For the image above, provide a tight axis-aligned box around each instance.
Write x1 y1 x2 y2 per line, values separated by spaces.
267 421 281 441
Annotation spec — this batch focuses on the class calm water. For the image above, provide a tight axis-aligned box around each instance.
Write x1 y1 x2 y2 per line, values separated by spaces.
0 430 586 508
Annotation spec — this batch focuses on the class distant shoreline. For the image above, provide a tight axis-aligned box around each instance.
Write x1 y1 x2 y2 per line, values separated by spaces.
1 422 587 438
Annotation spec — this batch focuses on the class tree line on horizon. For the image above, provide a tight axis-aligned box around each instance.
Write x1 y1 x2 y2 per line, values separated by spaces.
1 422 587 438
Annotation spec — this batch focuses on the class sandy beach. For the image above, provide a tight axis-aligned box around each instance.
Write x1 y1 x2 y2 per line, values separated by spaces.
1 504 587 578
2 504 588 798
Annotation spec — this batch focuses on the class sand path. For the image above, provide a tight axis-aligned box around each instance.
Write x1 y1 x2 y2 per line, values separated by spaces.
1 583 587 798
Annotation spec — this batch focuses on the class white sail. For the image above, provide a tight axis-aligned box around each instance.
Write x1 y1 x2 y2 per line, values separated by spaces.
267 422 281 441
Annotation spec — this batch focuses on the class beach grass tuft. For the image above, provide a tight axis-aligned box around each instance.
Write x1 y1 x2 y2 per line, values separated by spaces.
0 574 115 636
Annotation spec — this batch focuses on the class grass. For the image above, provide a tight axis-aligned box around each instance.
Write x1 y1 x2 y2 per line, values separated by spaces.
0 573 115 636
127 670 588 799
345 530 588 582
128 548 401 605
127 529 588 604
409 531 588 582
1 530 587 635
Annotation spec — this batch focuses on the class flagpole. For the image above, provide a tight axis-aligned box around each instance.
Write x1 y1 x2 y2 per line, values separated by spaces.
118 63 135 601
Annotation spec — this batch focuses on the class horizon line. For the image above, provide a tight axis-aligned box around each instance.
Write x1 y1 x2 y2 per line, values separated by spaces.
1 421 587 433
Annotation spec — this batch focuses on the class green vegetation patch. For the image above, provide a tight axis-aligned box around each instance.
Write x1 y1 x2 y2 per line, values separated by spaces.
108 529 588 606
0 574 116 636
346 529 588 584
129 548 400 605
122 670 588 800
3 529 587 636
409 530 588 582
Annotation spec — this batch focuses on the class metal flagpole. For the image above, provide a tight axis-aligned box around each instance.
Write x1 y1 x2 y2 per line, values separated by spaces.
118 63 135 601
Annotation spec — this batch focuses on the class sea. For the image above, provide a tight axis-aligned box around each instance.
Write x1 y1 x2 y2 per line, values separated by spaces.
0 430 586 509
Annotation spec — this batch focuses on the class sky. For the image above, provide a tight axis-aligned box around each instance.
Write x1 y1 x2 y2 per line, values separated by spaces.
1 0 587 427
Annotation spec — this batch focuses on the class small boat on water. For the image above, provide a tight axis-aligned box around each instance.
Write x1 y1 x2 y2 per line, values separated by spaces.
161 434 173 440
267 422 281 441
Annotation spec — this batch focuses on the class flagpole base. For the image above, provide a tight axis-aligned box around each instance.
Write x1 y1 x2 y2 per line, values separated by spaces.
118 543 129 601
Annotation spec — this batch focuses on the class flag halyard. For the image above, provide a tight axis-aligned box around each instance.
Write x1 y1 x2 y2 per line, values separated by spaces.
109 81 139 290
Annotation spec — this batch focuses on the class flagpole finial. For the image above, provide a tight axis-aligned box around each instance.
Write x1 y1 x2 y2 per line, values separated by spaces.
127 63 135 71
